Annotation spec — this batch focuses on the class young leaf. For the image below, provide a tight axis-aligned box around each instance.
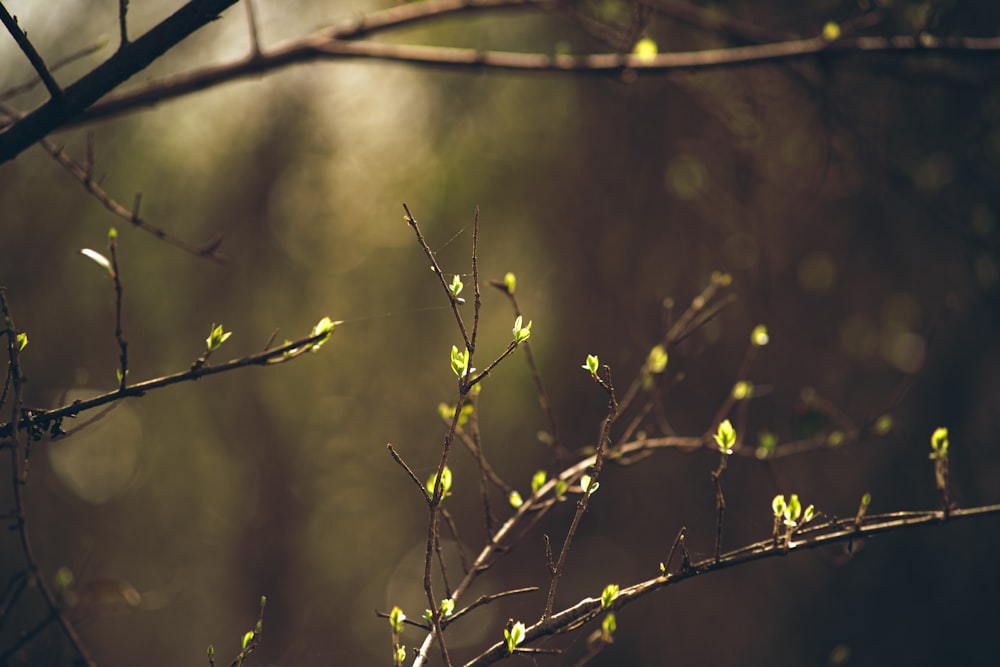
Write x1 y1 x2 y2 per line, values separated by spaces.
600 584 619 610
750 325 770 347
389 606 406 634
512 315 532 344
582 354 600 376
531 470 547 493
449 274 464 298
310 316 338 352
503 272 517 295
930 427 949 460
647 345 668 374
15 332 27 352
80 248 114 277
504 621 526 654
206 323 232 352
713 419 736 455
426 466 453 499
450 345 471 378
508 490 524 508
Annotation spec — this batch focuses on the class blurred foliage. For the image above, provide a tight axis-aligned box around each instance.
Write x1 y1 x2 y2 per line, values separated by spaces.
1 1 999 665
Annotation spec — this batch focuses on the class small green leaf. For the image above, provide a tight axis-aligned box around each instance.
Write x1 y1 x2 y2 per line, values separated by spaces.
206 323 232 352
647 345 668 374
827 430 845 447
389 606 406 634
512 315 532 344
600 584 619 610
531 470 547 493
449 274 464 298
732 381 753 400
241 630 254 651
426 466 453 499
310 316 338 352
554 479 568 499
207 645 215 658
508 490 524 508
601 612 617 639
504 621 526 654
80 248 114 277
422 609 433 622
822 21 841 41
582 354 600 376
15 332 27 352
751 324 770 347
632 37 657 61
53 565 74 590
580 474 599 496
116 368 127 385
503 272 517 295
440 598 455 618
930 427 949 459
874 414 893 435
713 419 736 455
772 494 787 518
395 646 406 664
756 431 778 459
450 345 472 378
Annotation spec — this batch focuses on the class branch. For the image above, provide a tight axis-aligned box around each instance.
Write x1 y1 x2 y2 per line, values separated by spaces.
0 0 241 164
0 3 62 100
462 503 1000 667
0 327 335 441
63 18 1000 129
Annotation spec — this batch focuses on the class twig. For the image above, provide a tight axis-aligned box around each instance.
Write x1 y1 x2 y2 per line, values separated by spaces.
543 367 618 618
403 204 470 351
118 0 130 48
22 127 226 261
107 230 129 391
0 39 106 103
0 327 336 441
0 290 97 667
463 503 1000 667
244 0 261 58
58 13 1000 130
0 0 242 164
490 278 567 463
0 4 62 100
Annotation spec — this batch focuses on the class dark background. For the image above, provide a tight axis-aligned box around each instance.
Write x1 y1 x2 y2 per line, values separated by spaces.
1 1 999 665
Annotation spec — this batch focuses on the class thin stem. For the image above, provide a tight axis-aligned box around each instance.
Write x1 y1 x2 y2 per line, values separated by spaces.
0 4 62 100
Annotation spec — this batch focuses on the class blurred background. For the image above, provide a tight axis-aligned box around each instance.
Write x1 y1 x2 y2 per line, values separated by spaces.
1 1 999 665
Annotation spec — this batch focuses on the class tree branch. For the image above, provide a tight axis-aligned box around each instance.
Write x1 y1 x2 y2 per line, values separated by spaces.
0 0 241 164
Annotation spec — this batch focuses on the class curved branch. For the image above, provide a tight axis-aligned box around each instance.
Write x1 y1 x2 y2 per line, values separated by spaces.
67 27 1000 128
463 503 1000 667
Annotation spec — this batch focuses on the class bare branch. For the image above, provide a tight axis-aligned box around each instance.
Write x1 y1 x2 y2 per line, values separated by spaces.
0 3 62 100
0 0 242 164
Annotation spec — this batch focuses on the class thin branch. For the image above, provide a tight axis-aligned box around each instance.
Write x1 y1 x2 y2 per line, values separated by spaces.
403 204 470 351
107 231 129 391
463 503 1000 667
118 0 130 48
0 0 242 164
490 278 567 463
61 20 1000 129
244 0 261 58
0 290 96 667
0 327 336 441
12 123 226 261
543 367 618 618
0 3 62 100
0 39 106 103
